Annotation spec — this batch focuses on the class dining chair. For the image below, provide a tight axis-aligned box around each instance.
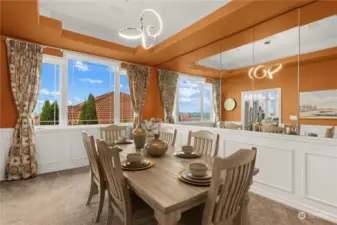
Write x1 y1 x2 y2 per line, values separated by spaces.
100 124 128 143
325 127 335 138
81 131 105 223
201 148 257 225
261 124 285 134
284 124 298 134
224 123 242 130
187 130 220 156
96 139 156 225
159 127 177 146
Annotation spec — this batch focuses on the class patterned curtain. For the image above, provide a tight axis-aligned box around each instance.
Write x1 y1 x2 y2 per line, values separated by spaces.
126 64 150 127
212 80 221 123
5 39 43 180
158 70 178 123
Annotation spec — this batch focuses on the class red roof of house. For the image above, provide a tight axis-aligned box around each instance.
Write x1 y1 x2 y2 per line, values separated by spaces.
68 92 132 125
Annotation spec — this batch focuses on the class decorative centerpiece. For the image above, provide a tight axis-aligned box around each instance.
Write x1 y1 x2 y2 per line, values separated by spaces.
142 117 162 140
144 133 168 157
132 123 147 150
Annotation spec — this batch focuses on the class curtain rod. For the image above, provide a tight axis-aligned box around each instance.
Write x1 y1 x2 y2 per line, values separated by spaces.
3 36 217 78
3 35 150 69
4 36 64 52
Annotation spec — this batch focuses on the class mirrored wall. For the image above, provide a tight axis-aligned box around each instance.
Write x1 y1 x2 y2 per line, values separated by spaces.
298 9 337 138
213 10 301 136
166 2 336 139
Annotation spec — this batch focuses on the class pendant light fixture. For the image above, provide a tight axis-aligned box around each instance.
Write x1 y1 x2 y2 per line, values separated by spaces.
119 9 163 49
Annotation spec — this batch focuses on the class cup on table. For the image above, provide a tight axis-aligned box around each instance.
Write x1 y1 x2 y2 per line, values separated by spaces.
182 145 194 154
188 162 208 177
127 153 144 164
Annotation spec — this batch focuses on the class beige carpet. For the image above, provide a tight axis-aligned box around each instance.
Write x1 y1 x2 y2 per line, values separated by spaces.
0 167 335 225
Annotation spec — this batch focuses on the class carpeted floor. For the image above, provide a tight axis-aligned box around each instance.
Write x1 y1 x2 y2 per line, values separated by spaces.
0 167 335 225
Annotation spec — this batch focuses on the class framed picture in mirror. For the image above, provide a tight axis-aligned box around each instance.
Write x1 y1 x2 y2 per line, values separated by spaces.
224 98 236 111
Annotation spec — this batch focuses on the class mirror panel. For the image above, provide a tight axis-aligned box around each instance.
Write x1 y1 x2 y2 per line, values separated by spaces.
251 10 300 134
299 5 337 138
219 29 254 130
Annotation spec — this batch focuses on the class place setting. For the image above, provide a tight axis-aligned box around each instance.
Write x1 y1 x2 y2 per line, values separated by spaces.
178 162 211 186
174 145 201 159
121 152 154 171
115 136 133 145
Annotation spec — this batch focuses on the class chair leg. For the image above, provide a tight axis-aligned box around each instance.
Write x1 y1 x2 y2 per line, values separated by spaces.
95 184 105 223
86 177 98 206
107 195 114 225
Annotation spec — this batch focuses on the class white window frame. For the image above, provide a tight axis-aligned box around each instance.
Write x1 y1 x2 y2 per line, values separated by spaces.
35 54 64 129
175 74 214 123
36 51 133 129
241 88 282 126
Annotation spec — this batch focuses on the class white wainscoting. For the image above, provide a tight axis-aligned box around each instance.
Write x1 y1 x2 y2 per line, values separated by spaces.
1 124 337 223
161 124 337 224
0 127 102 181
300 124 337 138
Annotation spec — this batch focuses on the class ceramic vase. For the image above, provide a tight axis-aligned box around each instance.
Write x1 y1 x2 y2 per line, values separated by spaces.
132 123 147 149
144 134 168 157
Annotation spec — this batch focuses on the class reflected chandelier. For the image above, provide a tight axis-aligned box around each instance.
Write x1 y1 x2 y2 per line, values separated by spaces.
119 9 163 49
248 64 282 80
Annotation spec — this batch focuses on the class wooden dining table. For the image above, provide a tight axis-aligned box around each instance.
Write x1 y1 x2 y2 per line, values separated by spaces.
117 143 258 225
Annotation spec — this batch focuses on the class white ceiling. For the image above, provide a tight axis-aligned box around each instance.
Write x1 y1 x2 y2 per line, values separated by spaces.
198 15 337 70
39 0 230 48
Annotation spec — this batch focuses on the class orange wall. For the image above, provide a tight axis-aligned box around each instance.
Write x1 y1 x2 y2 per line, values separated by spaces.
143 68 165 121
221 57 337 126
0 37 17 128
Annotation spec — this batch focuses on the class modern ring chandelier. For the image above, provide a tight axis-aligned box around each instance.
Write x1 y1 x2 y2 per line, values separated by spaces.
248 64 282 80
119 9 163 49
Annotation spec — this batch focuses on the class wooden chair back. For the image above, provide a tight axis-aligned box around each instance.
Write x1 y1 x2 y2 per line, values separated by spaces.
202 148 257 225
326 127 335 138
96 139 132 225
159 127 177 146
261 124 285 134
284 124 298 134
224 123 242 130
187 130 220 156
100 125 128 142
82 131 103 183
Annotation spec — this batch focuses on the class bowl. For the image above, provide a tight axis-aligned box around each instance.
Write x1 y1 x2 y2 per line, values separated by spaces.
182 145 194 154
127 153 144 164
144 136 168 157
118 136 127 142
188 162 208 177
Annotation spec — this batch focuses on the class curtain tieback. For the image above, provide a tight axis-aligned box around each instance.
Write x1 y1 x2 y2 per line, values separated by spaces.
19 113 33 119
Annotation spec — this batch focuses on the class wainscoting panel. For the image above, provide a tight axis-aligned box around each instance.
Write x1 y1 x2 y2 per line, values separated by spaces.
304 153 337 207
160 124 337 223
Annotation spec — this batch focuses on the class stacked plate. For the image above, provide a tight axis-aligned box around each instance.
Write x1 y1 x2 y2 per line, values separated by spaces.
121 159 153 171
178 169 211 186
174 152 201 159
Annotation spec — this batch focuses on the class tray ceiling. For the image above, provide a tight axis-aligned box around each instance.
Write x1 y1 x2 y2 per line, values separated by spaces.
39 0 230 48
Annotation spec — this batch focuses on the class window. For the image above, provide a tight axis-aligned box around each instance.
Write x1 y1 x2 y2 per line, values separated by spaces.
241 88 281 129
176 75 213 122
68 58 115 125
35 52 134 128
119 69 133 123
203 83 212 121
34 56 61 126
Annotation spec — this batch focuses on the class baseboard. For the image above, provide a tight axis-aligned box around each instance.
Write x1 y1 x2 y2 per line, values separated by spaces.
251 187 337 224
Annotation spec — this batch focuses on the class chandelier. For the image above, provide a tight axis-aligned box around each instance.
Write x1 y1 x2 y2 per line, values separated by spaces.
248 64 282 80
119 9 163 49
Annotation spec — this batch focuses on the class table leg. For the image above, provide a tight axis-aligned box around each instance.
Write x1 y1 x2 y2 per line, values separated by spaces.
154 210 181 225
